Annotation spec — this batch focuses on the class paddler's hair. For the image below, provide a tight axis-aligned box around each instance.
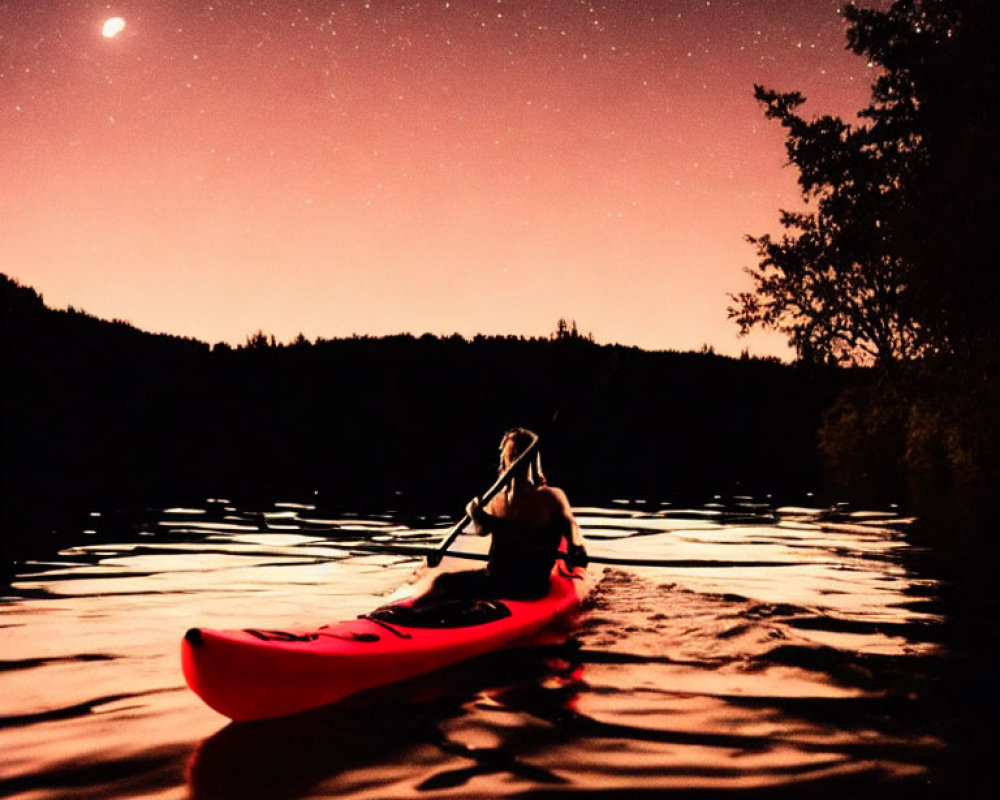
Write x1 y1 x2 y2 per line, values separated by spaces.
500 427 546 488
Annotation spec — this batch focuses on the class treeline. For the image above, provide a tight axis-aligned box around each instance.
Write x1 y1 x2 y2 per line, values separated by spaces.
2 274 841 564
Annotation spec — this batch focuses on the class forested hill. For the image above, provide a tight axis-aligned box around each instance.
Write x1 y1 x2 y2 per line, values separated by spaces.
2 273 840 558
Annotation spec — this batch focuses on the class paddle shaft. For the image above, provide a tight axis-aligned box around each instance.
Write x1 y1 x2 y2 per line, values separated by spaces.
352 542 795 569
426 430 539 567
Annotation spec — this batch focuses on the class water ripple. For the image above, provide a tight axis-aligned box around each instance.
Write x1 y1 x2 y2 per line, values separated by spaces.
0 498 964 798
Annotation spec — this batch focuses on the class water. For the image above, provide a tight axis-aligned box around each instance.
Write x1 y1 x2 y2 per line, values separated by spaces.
0 499 966 798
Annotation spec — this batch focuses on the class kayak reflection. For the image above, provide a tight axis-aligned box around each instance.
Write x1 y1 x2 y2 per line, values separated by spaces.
186 643 587 800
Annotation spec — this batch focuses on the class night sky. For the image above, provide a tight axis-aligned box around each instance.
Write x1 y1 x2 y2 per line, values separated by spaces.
1 1 890 355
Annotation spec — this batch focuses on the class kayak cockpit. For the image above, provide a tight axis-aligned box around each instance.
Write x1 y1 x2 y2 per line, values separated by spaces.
365 598 512 628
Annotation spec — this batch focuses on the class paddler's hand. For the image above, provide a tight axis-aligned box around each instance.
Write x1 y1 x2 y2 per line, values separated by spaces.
567 543 589 568
465 497 482 521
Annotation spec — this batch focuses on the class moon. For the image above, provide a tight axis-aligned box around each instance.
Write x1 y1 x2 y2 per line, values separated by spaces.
102 17 126 38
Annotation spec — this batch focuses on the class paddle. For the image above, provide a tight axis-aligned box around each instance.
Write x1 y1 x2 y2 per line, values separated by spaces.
351 541 798 569
426 429 540 567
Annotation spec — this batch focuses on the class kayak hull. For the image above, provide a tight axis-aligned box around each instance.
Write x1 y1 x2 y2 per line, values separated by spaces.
182 563 593 722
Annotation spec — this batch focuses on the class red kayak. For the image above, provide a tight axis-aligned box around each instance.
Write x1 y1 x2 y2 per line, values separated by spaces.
182 561 593 722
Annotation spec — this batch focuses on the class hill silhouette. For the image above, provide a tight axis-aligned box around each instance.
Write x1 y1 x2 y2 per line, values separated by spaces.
2 274 841 565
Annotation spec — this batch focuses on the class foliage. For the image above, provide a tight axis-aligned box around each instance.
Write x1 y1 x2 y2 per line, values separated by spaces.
848 0 999 361
730 0 998 366
732 85 926 366
817 380 910 500
727 0 998 528
818 361 1000 521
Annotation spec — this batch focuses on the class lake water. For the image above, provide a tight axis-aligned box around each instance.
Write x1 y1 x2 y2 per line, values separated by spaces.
0 498 974 798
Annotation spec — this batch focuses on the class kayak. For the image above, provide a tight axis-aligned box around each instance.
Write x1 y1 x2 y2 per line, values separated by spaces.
181 560 593 722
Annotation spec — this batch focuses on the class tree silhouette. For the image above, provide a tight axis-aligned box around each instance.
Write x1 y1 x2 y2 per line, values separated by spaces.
730 0 997 366
552 318 593 342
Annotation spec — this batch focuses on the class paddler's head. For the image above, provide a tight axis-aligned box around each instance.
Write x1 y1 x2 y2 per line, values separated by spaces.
499 427 545 486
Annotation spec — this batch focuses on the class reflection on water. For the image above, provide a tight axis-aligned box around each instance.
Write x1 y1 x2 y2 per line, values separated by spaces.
0 499 966 798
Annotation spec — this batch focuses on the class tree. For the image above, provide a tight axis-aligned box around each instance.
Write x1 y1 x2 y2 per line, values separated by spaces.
552 318 593 342
244 330 272 350
845 0 998 362
730 0 997 366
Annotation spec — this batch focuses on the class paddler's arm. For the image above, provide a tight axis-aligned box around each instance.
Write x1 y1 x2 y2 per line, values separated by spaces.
547 487 589 568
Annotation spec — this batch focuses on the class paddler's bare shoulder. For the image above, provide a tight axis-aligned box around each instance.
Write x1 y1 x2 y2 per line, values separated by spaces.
484 485 569 520
537 485 572 514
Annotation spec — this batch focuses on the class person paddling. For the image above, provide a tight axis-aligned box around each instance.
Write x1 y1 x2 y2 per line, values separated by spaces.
426 427 588 602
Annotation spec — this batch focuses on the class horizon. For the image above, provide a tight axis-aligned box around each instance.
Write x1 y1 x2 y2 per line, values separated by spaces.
6 270 785 358
1 1 892 359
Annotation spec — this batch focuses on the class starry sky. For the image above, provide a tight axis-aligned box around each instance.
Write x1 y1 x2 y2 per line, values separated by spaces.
0 1 890 355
